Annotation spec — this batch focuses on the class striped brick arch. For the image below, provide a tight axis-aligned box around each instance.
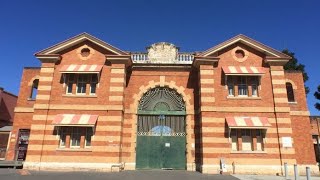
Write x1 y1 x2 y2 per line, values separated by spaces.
131 78 192 115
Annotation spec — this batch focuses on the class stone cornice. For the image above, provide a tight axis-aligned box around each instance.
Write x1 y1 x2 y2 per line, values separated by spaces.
35 54 61 63
264 56 291 66
192 56 219 68
105 55 132 68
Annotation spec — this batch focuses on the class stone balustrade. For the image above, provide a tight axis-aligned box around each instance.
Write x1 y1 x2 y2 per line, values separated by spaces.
131 53 194 64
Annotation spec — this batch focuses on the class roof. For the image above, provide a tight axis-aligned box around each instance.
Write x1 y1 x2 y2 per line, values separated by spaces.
0 88 17 97
35 32 128 56
0 126 12 132
199 34 291 58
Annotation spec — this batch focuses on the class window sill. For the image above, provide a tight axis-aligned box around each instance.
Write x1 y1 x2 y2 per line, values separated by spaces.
56 148 92 152
62 94 97 98
231 150 266 154
27 98 36 101
227 96 261 100
288 101 298 104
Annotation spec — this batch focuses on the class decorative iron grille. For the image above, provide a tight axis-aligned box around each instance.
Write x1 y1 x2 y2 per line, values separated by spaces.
137 115 186 136
138 87 185 112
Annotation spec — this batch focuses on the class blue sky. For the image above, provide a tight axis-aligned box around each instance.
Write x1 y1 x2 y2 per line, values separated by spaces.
0 0 319 115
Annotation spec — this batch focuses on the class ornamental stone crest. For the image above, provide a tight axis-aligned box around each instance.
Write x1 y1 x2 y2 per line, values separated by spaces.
147 42 179 63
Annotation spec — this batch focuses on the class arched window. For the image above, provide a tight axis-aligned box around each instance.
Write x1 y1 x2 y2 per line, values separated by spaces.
286 82 295 102
30 79 39 99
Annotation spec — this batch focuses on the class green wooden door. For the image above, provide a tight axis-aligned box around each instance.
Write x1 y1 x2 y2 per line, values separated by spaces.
136 87 186 170
136 135 186 169
161 136 186 169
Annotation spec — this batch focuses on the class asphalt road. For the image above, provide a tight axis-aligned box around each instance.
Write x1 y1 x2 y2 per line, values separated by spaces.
0 169 239 180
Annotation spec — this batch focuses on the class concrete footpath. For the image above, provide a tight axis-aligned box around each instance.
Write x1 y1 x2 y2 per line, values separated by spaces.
1 169 320 180
0 169 239 180
233 174 320 180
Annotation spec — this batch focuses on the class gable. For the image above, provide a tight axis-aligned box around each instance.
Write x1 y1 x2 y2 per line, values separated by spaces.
200 34 291 59
35 32 128 56
215 42 267 67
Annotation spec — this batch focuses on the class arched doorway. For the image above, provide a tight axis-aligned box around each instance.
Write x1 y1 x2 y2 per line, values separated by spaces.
136 87 186 170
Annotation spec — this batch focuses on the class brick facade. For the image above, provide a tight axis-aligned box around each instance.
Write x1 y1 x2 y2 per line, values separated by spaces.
0 87 17 127
310 116 320 162
8 33 317 175
0 87 17 159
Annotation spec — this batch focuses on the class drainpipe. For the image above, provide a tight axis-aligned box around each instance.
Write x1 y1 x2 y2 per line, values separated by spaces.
39 67 55 170
317 117 320 165
270 69 284 175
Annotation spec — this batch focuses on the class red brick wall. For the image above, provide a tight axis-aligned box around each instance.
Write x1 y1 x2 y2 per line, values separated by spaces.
285 72 308 111
292 116 316 164
310 117 320 136
285 72 316 164
0 89 17 125
16 68 40 107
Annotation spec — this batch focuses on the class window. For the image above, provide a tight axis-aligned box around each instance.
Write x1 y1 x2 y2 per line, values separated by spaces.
227 76 234 96
58 127 93 149
231 129 264 152
235 49 245 59
65 74 98 95
85 128 93 147
81 48 91 57
241 129 252 151
59 127 67 148
256 129 264 151
251 77 259 97
30 79 39 99
90 74 98 95
77 74 87 94
286 82 295 102
226 76 260 97
230 129 238 151
70 127 81 148
66 74 74 94
238 76 248 96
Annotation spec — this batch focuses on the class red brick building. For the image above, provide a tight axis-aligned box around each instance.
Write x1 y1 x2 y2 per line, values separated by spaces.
7 33 317 174
310 116 320 162
0 87 17 160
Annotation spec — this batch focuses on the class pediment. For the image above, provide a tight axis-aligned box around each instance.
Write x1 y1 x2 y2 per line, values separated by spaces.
199 34 291 59
35 32 128 56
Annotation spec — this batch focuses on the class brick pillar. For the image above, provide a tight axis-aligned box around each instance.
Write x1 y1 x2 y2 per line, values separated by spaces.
270 66 296 165
25 61 56 167
198 65 217 172
199 65 215 108
108 63 126 163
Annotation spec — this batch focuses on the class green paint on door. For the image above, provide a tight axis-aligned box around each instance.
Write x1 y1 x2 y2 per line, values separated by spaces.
136 136 186 169
136 87 186 170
